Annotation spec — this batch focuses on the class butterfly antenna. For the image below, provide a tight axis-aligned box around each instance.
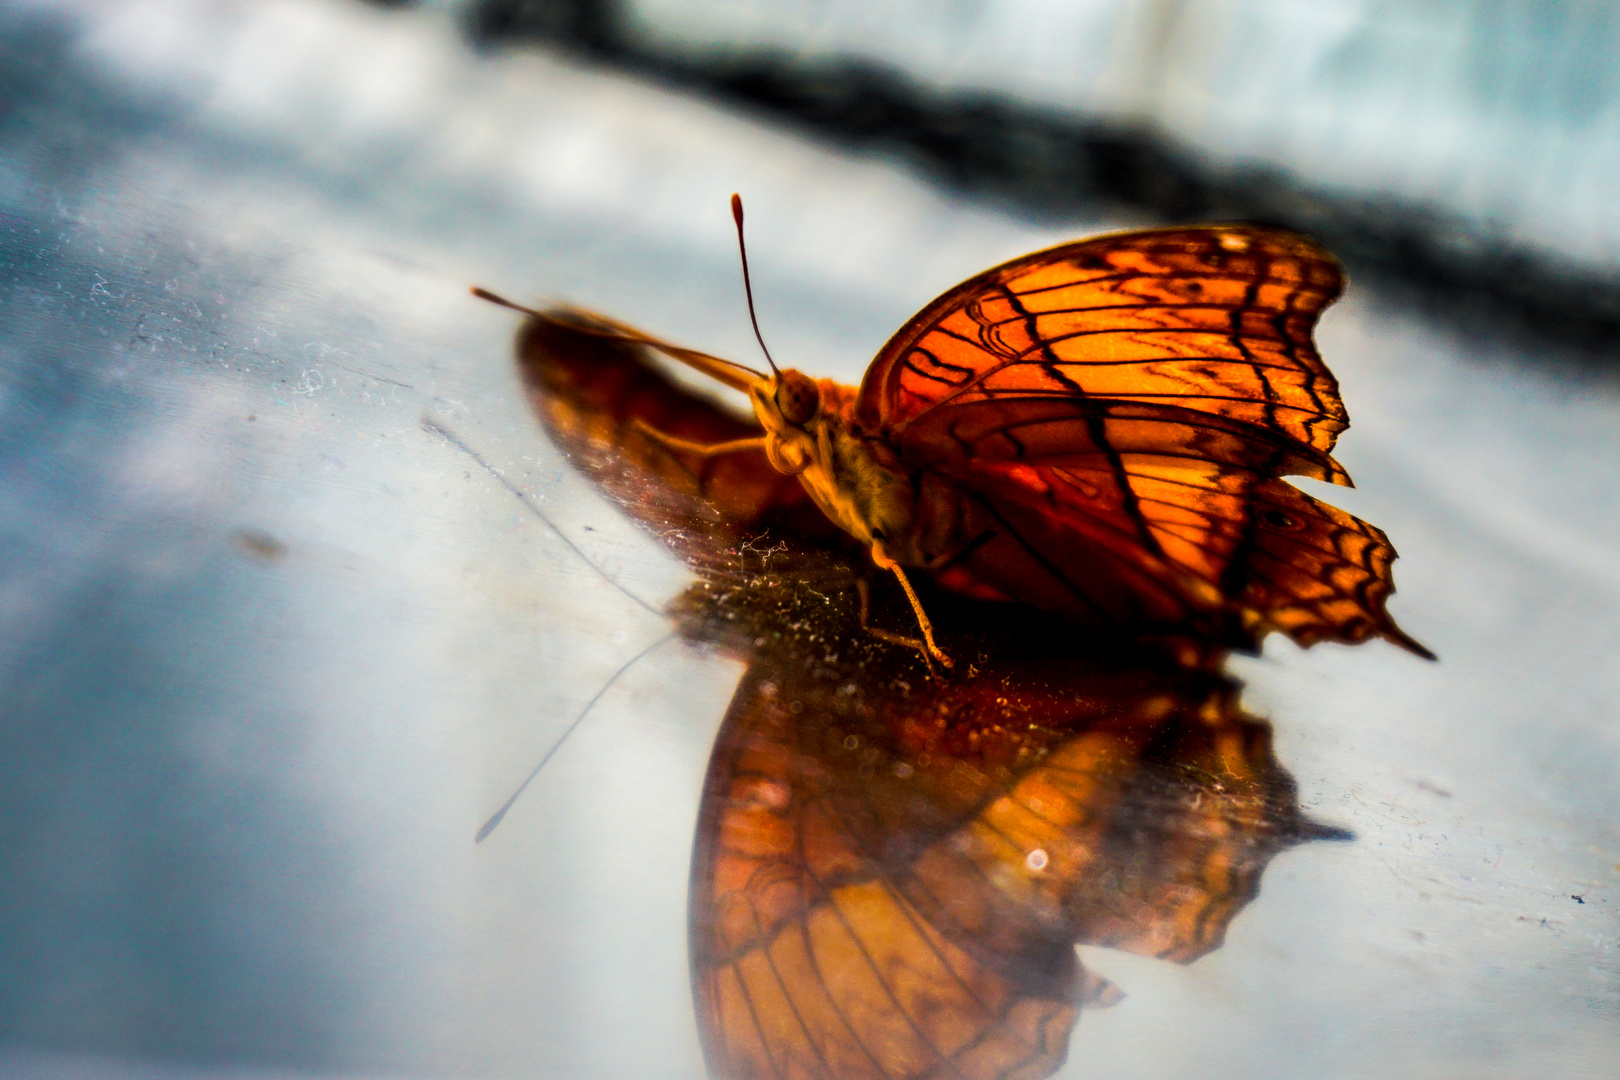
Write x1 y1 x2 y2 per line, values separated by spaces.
474 633 673 844
730 194 780 377
471 286 544 318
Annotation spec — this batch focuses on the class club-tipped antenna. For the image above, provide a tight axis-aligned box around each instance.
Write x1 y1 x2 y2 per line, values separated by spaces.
730 194 780 377
471 286 544 318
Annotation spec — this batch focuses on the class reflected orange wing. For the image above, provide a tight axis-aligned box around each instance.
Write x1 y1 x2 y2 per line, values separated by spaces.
856 225 1349 472
688 636 1342 1080
691 670 1091 1080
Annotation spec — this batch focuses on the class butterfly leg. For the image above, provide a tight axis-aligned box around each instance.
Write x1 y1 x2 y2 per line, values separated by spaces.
867 542 953 670
855 579 942 675
631 418 767 458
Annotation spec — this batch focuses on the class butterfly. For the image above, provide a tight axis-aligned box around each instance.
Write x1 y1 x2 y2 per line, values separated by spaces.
488 272 1353 1080
477 197 1430 669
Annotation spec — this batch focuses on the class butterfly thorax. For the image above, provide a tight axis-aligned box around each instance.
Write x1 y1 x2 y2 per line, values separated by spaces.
751 374 918 552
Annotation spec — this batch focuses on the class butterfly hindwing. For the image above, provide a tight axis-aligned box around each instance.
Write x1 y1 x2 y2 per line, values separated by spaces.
894 396 1419 650
1233 479 1433 657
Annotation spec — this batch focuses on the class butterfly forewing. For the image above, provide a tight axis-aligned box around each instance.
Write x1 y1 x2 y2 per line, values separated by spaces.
858 226 1349 466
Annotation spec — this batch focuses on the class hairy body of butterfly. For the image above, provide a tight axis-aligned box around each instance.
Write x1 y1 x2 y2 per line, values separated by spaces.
479 218 1431 666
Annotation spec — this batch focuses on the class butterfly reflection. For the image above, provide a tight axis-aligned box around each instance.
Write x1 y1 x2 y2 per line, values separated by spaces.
510 306 1349 1080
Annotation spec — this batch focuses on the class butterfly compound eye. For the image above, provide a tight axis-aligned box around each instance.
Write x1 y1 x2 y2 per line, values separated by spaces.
775 371 821 427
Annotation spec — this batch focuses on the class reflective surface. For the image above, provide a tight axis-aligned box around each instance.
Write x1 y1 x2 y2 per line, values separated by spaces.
519 311 1353 1078
686 586 1336 1080
1 2 1618 1079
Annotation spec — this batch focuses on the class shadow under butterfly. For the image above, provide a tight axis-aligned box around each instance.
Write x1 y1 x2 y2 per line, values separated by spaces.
476 309 1355 1080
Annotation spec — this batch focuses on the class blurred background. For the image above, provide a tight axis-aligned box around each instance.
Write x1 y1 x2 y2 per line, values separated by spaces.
1 1 1616 1078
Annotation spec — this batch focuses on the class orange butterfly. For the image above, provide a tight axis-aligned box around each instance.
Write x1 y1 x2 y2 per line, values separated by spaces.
479 197 1430 666
495 268 1354 1080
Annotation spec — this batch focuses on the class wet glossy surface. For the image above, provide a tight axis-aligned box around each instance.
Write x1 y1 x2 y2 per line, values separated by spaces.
1 2 1618 1079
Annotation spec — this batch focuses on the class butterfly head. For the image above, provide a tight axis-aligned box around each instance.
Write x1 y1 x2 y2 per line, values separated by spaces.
740 369 822 476
770 369 821 428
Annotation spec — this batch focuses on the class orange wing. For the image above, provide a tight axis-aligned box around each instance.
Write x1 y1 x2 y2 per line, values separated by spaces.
895 397 1429 653
687 612 1346 1080
690 668 1090 1080
1235 478 1429 652
856 225 1349 472
514 308 848 562
852 226 1425 654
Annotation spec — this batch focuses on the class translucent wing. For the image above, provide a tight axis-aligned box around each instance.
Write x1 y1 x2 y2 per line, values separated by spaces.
896 397 1427 654
687 614 1342 1080
1235 479 1432 655
514 308 848 561
690 668 1087 1080
856 226 1349 473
